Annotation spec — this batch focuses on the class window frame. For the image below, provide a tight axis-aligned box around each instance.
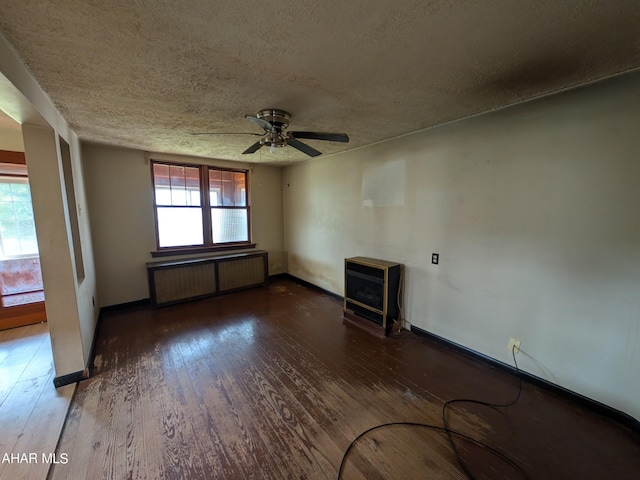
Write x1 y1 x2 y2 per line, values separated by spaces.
150 160 254 257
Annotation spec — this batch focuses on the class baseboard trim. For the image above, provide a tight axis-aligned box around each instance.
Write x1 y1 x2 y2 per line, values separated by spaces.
411 325 640 433
268 273 289 281
100 298 151 315
53 369 87 388
279 273 344 302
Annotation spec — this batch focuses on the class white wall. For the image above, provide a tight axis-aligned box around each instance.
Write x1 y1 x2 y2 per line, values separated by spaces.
284 71 640 419
1 32 98 377
23 126 91 375
67 135 99 362
83 144 286 307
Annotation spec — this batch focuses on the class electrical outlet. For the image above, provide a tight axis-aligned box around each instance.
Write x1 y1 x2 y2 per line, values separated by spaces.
508 338 521 353
432 253 439 265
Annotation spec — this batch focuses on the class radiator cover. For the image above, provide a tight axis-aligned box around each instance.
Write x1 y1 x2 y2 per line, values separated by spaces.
146 251 268 307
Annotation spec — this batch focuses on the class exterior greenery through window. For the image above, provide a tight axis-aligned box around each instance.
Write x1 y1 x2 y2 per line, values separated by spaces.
151 161 251 253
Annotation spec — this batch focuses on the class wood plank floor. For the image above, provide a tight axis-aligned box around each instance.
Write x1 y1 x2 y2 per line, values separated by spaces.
0 322 75 480
51 279 639 479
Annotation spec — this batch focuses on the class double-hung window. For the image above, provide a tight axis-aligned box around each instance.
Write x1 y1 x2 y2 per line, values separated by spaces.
151 160 251 255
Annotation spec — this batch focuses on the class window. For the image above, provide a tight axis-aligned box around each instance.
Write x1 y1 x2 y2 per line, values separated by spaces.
151 160 252 255
0 164 39 258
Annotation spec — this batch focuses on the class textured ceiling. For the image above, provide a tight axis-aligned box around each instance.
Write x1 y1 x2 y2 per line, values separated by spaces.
0 0 639 164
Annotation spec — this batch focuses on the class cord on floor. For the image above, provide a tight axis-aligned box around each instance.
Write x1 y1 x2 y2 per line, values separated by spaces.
336 346 529 479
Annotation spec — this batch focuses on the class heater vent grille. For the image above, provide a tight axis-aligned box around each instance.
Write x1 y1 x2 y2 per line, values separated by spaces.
344 256 402 335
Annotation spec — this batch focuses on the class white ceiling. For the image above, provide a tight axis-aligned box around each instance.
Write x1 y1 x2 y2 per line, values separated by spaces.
0 1 638 164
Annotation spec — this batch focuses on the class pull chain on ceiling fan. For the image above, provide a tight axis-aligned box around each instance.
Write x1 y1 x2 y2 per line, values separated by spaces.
191 109 349 157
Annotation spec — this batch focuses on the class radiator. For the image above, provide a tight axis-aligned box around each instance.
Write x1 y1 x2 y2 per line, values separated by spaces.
218 256 266 292
147 251 268 307
152 262 217 306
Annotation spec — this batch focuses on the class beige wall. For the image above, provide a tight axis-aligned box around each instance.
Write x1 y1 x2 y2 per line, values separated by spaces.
83 144 286 307
0 111 24 151
284 70 640 419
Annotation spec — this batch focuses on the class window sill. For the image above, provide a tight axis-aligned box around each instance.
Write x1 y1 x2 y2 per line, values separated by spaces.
151 243 256 258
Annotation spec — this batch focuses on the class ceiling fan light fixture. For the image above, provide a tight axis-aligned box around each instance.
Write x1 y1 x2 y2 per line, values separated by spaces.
265 131 287 153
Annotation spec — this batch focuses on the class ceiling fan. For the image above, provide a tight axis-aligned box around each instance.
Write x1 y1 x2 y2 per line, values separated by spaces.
192 109 349 157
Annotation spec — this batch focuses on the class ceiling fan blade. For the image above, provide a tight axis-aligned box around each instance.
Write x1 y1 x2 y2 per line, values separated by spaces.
245 115 273 132
242 141 264 154
287 138 322 157
288 131 349 143
189 132 262 136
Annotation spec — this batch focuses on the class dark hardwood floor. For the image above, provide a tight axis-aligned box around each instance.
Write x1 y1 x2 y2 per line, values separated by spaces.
50 278 639 479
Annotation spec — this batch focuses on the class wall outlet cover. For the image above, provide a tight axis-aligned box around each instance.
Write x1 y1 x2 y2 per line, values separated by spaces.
432 253 439 264
508 338 521 353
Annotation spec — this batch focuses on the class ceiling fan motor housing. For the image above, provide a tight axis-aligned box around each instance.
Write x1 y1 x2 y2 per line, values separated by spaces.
257 109 290 147
257 109 291 129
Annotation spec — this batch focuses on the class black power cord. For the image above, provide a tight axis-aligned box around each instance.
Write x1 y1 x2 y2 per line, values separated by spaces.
336 346 530 479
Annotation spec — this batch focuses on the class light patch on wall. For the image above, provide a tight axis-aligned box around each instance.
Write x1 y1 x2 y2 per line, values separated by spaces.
363 159 406 207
